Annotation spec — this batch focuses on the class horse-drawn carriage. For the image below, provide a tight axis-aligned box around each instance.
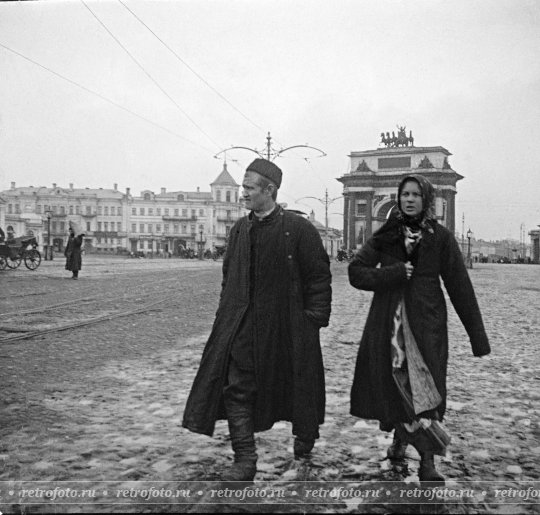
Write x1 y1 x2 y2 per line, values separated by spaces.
0 236 42 271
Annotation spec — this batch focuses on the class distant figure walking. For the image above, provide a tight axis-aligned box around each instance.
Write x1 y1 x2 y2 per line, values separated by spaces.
64 221 85 280
348 174 490 483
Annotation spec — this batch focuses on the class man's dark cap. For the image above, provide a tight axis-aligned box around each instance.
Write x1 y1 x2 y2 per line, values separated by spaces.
246 158 282 188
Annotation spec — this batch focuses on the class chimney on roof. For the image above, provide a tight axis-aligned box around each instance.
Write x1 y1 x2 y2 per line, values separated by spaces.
161 187 166 194
11 182 15 189
197 186 200 193
69 183 73 189
53 183 56 188
114 183 118 191
126 187 131 196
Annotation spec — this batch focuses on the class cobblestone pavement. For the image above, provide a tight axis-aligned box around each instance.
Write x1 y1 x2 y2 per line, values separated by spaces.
0 257 539 514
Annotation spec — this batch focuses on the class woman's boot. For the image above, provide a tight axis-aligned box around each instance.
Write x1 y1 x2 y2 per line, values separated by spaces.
387 431 408 460
419 452 445 483
294 436 315 458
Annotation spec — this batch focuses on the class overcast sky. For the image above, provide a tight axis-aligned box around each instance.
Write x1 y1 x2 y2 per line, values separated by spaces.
1 0 539 241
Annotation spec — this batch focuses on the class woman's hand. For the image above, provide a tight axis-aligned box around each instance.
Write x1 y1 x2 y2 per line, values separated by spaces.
405 261 414 279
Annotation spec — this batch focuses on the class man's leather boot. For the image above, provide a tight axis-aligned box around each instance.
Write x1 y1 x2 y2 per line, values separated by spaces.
387 431 408 460
221 408 257 482
419 452 445 483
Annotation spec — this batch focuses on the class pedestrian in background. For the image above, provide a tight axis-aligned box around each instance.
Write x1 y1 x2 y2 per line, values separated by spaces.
64 221 85 280
348 174 490 483
183 158 332 481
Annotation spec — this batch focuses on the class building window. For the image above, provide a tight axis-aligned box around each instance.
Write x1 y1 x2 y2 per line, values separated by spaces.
69 205 74 215
173 224 179 234
15 204 21 214
140 224 145 233
117 207 122 216
199 209 204 216
98 222 102 231
226 226 231 236
97 206 102 215
164 224 169 233
156 224 161 233
131 223 136 232
148 208 153 215
144 193 151 201
52 221 57 232
132 208 136 215
191 209 196 217
235 191 238 202
174 208 179 216
164 208 169 216
60 206 65 215
104 222 109 231
117 222 122 231
226 191 231 202
182 209 187 217
178 194 184 201
216 190 222 202
148 224 153 233
86 206 91 215
156 208 161 215
140 208 145 215
86 222 91 232
76 206 80 215
104 206 109 216
8 204 12 214
182 225 187 234
191 224 195 234
36 205 42 214
60 222 65 233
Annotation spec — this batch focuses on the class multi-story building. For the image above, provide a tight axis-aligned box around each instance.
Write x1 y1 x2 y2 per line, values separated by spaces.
0 163 244 255
337 128 462 249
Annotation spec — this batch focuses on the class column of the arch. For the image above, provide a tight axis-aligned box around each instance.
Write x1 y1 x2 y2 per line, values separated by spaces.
445 190 456 234
343 194 350 249
365 191 374 240
348 193 356 249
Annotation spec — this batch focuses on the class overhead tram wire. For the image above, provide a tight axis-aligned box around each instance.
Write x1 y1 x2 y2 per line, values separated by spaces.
116 0 265 136
0 42 212 153
80 0 222 152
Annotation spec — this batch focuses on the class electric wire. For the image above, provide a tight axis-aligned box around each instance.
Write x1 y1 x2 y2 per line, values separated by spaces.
0 42 213 153
80 0 222 151
116 0 265 135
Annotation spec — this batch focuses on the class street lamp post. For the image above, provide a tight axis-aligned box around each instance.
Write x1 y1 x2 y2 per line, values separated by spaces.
198 230 204 260
46 210 53 261
296 189 341 256
466 228 473 269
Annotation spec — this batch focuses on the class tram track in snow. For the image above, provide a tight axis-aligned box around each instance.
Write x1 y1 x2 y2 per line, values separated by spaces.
0 292 186 344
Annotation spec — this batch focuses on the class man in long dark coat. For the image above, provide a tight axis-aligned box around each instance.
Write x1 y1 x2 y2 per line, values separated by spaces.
64 221 85 279
182 158 332 481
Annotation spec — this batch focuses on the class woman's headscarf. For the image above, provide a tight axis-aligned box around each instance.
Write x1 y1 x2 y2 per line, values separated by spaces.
396 174 436 231
372 174 436 245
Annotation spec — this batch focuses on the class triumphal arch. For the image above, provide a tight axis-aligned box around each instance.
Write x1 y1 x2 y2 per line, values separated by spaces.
337 127 463 249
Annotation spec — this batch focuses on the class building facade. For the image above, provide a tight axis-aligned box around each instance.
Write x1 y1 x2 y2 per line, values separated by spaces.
337 129 463 249
0 164 244 255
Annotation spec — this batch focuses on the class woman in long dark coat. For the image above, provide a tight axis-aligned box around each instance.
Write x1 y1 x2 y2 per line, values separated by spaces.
64 222 85 279
348 174 490 483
